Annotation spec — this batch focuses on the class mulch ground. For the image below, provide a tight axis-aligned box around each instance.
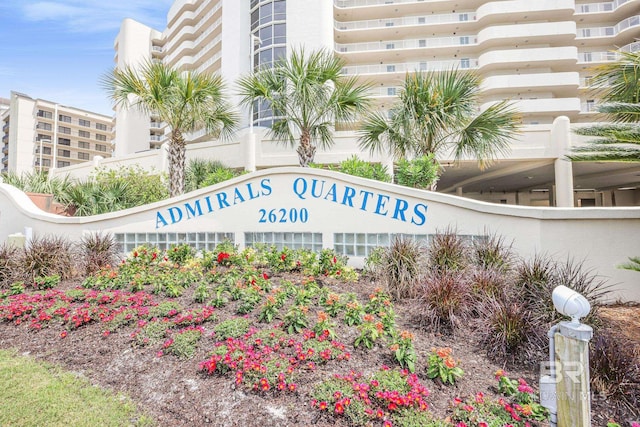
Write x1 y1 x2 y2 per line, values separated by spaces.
0 274 638 426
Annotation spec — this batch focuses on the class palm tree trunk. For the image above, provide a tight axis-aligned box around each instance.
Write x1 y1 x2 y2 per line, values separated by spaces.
168 129 187 197
296 130 316 167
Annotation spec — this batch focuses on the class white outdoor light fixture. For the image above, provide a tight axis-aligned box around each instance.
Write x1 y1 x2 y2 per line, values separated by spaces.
540 285 593 427
552 285 591 324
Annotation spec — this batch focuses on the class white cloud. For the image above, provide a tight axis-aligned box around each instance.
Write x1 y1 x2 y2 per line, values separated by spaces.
16 0 174 33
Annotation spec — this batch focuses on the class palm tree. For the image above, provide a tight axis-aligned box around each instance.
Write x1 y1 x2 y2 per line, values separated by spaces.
569 51 640 162
103 61 238 197
237 48 372 167
358 69 521 185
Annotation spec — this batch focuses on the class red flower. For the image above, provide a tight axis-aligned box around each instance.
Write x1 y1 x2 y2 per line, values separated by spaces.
217 252 230 264
60 330 67 339
318 401 328 410
334 402 344 414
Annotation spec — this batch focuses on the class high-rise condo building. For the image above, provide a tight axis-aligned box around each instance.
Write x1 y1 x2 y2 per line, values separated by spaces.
112 0 640 206
1 92 114 174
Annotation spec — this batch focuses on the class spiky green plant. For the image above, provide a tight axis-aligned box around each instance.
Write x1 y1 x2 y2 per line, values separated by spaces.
377 236 424 300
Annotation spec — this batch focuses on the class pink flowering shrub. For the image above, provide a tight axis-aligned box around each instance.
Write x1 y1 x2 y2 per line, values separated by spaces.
311 366 434 426
450 370 548 426
200 328 350 394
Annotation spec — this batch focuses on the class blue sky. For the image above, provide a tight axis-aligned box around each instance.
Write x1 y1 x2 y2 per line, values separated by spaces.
0 0 173 116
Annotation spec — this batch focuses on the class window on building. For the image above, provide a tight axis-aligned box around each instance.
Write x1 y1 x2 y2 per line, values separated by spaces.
460 58 470 68
58 126 71 134
387 87 397 96
459 13 468 22
419 62 428 71
418 17 425 24
79 119 91 127
58 138 71 146
77 152 90 160
586 99 596 112
37 122 52 131
37 110 52 119
43 147 51 155
386 65 396 72
386 43 395 50
418 39 426 48
42 158 51 167
460 36 469 45
79 130 90 138
78 141 90 149
58 114 72 123
36 134 51 142
58 149 71 158
96 123 108 131
57 160 70 168
96 144 107 152
95 134 107 141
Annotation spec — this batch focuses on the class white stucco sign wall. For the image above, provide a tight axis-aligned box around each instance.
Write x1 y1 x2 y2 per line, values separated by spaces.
1 167 639 300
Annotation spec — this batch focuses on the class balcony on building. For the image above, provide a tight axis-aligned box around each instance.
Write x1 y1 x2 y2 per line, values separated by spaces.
574 0 638 24
576 15 640 46
478 46 578 72
335 12 477 42
481 72 580 97
475 0 574 25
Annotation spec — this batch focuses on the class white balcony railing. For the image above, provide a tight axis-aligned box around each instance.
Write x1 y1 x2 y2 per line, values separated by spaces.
577 51 618 62
575 0 631 14
341 58 478 76
336 36 477 53
578 15 640 38
335 0 426 7
335 12 474 31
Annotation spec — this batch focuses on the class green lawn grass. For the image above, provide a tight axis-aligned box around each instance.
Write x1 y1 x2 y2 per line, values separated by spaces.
0 349 153 427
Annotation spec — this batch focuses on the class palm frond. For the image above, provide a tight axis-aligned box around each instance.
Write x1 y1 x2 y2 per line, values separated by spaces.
454 101 521 169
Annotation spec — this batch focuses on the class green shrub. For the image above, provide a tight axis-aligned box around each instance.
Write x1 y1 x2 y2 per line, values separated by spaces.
92 165 168 206
185 159 244 191
148 301 182 319
394 154 440 190
213 317 251 341
33 274 61 290
164 327 203 359
56 166 167 216
325 155 391 182
619 256 640 272
133 320 170 347
166 243 195 265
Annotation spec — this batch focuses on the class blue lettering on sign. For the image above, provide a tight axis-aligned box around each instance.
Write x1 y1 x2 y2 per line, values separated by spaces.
154 178 272 229
290 177 428 226
154 176 428 229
